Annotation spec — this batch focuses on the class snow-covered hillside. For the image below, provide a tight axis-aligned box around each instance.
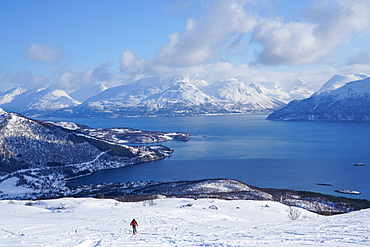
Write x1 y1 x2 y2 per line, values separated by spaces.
0 87 24 104
0 88 80 117
317 73 368 93
70 83 107 102
1 197 369 246
268 74 370 121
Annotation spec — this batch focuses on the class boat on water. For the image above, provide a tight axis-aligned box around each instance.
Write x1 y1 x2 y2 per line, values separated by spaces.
335 189 361 195
354 163 365 166
316 183 333 186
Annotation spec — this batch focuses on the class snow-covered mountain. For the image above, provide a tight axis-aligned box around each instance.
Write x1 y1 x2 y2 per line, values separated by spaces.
256 79 314 103
0 76 316 118
287 79 315 100
317 73 368 93
49 76 288 118
204 79 284 111
0 87 24 104
70 83 107 102
268 74 370 121
277 79 314 100
0 88 81 117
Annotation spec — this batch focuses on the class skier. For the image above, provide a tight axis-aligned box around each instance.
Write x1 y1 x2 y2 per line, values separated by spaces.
130 219 138 235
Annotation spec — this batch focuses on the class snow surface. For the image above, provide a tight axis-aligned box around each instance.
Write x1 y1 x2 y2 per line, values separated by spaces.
267 74 370 121
0 88 80 115
0 88 24 105
70 83 107 102
317 73 368 93
0 177 35 196
1 197 369 246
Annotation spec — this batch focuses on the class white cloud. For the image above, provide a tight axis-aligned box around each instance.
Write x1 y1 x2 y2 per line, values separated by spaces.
81 62 112 86
150 0 257 69
116 0 258 79
24 43 63 63
252 18 317 65
52 70 81 90
122 0 370 77
120 49 147 75
3 70 49 89
7 0 370 93
347 50 370 65
251 0 370 66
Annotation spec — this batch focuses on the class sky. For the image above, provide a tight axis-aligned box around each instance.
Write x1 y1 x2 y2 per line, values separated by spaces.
1 0 370 92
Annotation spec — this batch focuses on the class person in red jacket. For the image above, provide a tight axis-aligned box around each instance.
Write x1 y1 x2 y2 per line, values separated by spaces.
130 219 138 235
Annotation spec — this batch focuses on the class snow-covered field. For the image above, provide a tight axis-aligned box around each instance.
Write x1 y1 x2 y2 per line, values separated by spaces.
1 198 370 246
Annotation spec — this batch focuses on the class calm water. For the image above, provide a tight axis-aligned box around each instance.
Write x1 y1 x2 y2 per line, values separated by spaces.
54 115 370 199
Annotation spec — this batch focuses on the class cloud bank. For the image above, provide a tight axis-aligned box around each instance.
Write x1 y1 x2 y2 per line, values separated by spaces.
152 0 256 68
3 70 50 89
51 61 113 90
120 0 370 79
252 0 370 65
120 0 257 77
2 0 370 92
24 43 63 63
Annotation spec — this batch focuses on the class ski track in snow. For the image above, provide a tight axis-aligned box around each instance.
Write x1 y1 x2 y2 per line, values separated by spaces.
0 198 369 246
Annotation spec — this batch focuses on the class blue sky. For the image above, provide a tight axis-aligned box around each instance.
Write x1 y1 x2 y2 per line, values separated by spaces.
1 0 370 91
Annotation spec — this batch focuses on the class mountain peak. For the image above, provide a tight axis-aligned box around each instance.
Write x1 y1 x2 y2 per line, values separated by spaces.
70 83 108 102
0 88 80 117
0 108 7 115
0 87 25 105
318 73 368 93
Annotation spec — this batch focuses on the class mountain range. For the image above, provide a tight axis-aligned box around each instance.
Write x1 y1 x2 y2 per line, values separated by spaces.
3 73 369 121
0 76 313 118
268 73 370 121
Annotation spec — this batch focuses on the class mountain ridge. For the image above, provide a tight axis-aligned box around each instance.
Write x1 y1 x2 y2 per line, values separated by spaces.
268 74 370 121
0 88 81 116
47 77 289 118
0 76 314 118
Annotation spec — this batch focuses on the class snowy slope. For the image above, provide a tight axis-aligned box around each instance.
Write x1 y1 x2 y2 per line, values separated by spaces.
204 79 283 110
287 79 315 100
0 87 24 104
70 83 107 102
268 75 370 121
317 73 368 93
0 88 81 116
1 197 369 246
